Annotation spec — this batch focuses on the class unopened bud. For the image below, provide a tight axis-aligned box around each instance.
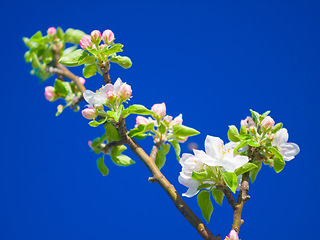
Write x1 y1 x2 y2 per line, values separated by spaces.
80 35 93 50
47 27 56 36
102 29 114 44
240 116 252 128
82 107 97 119
90 30 101 43
261 116 275 129
151 103 166 119
79 77 86 85
44 86 55 102
268 133 275 141
172 114 183 125
88 141 93 149
119 83 132 99
136 116 150 126
225 230 239 240
249 126 256 134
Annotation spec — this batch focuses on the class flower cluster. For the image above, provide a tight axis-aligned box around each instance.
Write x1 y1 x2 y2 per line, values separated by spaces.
82 78 132 119
179 135 248 197
135 103 187 143
80 29 114 50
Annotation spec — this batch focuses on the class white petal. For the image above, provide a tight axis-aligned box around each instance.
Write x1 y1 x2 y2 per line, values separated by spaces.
83 90 99 105
225 141 239 150
180 153 195 165
279 143 300 161
193 149 220 166
205 135 223 159
182 187 199 198
114 78 123 93
178 174 198 188
273 128 289 147
220 155 249 172
100 84 114 98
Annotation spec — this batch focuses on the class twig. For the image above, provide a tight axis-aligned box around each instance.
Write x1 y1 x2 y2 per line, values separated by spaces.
219 186 237 210
100 62 111 85
150 140 163 161
102 140 126 154
117 118 221 240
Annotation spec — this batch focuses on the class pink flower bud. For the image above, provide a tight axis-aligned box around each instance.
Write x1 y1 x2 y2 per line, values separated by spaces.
82 107 97 119
172 114 183 125
178 136 188 143
44 86 55 102
119 83 132 99
47 27 56 35
268 133 275 141
136 116 150 126
240 116 251 128
102 29 114 44
106 91 116 102
163 115 173 123
80 36 93 50
227 230 239 240
261 116 275 129
79 77 86 85
151 103 166 119
90 30 101 43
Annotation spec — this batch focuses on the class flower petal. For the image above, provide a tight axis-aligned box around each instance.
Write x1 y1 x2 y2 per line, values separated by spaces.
273 128 289 147
83 90 100 105
193 149 220 166
182 187 199 198
205 135 223 159
220 155 249 172
178 174 198 188
279 143 300 161
113 78 123 93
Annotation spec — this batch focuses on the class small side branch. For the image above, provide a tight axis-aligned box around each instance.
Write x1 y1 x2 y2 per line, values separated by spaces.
150 140 163 161
219 187 237 210
100 62 111 85
102 140 126 154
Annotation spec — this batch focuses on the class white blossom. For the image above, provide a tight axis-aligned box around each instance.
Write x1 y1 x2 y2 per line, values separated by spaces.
272 128 300 161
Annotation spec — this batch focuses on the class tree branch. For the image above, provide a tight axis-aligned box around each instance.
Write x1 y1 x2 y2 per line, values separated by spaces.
219 186 237 210
150 140 163 161
117 118 221 240
100 62 111 85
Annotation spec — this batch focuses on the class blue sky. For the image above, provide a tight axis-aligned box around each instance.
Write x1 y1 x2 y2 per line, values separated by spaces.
1 0 319 239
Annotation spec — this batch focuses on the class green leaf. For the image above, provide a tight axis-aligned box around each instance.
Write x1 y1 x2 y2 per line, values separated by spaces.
83 63 98 78
228 125 240 142
111 154 135 166
101 43 123 56
197 190 213 223
158 122 167 135
173 124 200 137
122 104 153 118
105 122 121 141
30 31 43 42
212 188 224 206
240 125 248 135
54 79 68 97
155 149 166 169
56 27 64 40
59 49 94 67
247 141 260 147
233 140 248 154
168 139 181 161
262 110 271 117
221 171 238 193
62 45 78 57
238 134 255 141
88 117 108 127
31 52 41 68
250 109 260 124
111 145 127 156
64 28 86 44
269 146 284 161
192 170 208 181
107 110 121 122
162 144 171 155
234 163 258 176
250 162 262 183
274 157 285 173
273 123 283 133
197 183 212 191
96 156 109 176
110 56 132 69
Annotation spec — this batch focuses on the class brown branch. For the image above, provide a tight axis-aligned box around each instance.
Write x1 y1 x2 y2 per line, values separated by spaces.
231 171 250 233
150 140 163 161
102 140 126 154
100 62 111 85
117 118 221 240
218 186 237 210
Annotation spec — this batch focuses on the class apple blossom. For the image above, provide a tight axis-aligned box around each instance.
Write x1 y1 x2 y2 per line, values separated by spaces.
172 114 183 125
79 77 86 85
194 136 248 173
178 153 204 197
82 107 97 119
80 35 93 50
136 116 151 126
261 116 275 129
119 82 132 99
47 27 56 35
240 116 252 128
90 30 101 43
44 86 55 101
151 103 166 119
272 128 300 161
102 29 114 44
